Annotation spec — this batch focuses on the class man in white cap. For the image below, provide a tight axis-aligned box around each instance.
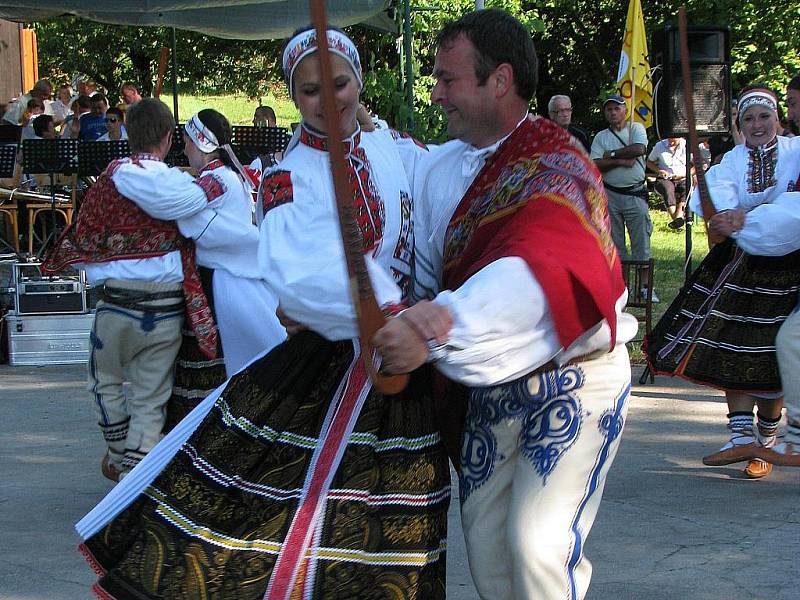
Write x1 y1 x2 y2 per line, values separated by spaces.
591 93 655 299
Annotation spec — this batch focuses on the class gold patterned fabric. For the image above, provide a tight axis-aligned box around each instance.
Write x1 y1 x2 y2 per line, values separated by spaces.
82 331 449 599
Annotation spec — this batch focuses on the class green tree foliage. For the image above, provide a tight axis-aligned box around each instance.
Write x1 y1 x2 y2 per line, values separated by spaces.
32 17 284 104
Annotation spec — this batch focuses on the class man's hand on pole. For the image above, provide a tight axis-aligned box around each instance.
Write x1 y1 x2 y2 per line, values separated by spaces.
373 301 453 374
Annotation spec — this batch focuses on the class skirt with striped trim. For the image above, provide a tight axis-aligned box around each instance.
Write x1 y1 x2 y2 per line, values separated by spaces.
164 266 227 433
81 331 450 600
644 239 800 393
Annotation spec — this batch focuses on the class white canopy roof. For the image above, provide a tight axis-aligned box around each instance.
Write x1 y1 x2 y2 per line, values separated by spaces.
0 1 396 39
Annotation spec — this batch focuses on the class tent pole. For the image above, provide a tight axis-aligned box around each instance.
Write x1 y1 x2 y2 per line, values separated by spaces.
171 27 179 121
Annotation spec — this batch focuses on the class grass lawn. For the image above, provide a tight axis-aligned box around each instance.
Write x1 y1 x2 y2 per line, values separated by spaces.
160 93 300 128
627 207 711 362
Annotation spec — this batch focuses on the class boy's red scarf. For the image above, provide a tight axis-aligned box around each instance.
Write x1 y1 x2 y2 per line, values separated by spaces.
42 155 218 358
443 116 624 351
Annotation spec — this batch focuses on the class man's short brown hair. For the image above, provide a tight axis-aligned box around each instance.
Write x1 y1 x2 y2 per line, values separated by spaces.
127 98 174 153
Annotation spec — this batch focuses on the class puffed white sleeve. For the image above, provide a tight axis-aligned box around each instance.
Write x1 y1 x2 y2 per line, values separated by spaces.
257 169 401 341
689 155 741 216
733 191 800 256
428 257 561 386
112 162 209 220
367 125 432 194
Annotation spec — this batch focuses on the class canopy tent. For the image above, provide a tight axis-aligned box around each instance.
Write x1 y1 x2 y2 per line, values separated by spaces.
0 0 398 120
0 1 397 39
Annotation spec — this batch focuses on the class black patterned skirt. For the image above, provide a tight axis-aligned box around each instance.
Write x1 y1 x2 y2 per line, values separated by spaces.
81 331 450 599
644 239 800 393
164 267 227 432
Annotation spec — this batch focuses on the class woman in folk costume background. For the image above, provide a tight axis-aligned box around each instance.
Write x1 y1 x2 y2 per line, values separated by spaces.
645 86 800 479
75 26 449 600
113 109 287 432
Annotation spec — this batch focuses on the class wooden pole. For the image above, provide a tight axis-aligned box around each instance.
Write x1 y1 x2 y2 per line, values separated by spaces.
309 0 408 395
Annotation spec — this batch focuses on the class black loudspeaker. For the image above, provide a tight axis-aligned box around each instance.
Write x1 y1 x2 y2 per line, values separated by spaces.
652 25 732 137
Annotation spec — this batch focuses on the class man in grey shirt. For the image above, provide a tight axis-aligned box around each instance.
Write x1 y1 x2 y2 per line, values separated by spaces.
591 94 656 299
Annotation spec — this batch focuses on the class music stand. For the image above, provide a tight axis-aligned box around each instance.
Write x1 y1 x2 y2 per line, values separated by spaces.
231 125 291 166
0 123 21 144
166 124 189 168
0 144 16 178
21 139 79 259
0 144 21 258
78 140 131 177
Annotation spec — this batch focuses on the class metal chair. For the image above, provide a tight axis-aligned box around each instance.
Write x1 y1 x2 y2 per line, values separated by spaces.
621 258 655 383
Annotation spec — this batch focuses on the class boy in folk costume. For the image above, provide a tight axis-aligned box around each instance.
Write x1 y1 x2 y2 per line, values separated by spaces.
43 98 217 482
376 9 636 599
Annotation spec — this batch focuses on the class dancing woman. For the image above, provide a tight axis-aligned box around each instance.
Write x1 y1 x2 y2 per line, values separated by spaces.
645 87 800 479
76 27 449 599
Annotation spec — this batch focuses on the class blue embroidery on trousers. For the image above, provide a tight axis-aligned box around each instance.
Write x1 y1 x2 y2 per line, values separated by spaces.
459 366 585 504
566 383 629 599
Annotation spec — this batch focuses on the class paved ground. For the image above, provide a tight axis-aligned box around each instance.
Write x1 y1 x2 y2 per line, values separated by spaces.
0 363 797 600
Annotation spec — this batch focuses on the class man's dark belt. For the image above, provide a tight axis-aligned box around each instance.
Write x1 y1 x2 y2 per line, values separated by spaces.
100 285 184 313
603 181 648 199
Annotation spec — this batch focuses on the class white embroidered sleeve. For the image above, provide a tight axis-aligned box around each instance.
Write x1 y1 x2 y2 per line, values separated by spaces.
258 170 401 341
112 162 208 220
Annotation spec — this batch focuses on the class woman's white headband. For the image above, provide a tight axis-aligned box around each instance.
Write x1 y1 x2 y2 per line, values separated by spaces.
737 90 777 123
184 114 219 153
184 112 253 190
282 28 362 99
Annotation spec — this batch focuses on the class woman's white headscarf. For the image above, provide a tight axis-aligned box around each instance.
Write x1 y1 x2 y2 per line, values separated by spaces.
282 28 362 100
184 112 253 190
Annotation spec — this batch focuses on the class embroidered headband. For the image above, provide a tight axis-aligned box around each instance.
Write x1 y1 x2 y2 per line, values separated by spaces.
185 114 220 153
282 28 362 99
737 89 778 123
184 112 253 191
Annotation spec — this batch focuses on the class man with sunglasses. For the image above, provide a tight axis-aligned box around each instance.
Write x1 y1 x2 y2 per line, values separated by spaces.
96 107 128 141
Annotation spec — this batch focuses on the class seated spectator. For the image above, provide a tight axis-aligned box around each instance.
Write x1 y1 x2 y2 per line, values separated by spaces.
79 94 110 141
51 84 73 126
97 107 128 141
547 94 591 152
646 136 689 229
120 83 143 107
20 98 46 140
32 114 56 140
248 105 281 171
62 95 93 139
253 105 276 127
3 79 53 125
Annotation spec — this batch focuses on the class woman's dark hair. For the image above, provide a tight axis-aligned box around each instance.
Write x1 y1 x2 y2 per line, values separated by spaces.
435 8 538 102
196 108 233 166
787 74 800 92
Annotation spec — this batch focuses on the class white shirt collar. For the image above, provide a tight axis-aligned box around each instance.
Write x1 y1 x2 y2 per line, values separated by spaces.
461 113 529 178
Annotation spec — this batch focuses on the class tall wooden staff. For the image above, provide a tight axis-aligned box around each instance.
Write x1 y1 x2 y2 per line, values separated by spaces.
309 0 408 394
678 6 723 245
153 47 169 98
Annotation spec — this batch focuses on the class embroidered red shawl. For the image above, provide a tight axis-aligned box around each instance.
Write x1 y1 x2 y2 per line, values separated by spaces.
42 155 219 358
442 116 625 351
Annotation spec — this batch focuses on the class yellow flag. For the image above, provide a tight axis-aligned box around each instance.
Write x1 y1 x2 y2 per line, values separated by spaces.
616 0 653 127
